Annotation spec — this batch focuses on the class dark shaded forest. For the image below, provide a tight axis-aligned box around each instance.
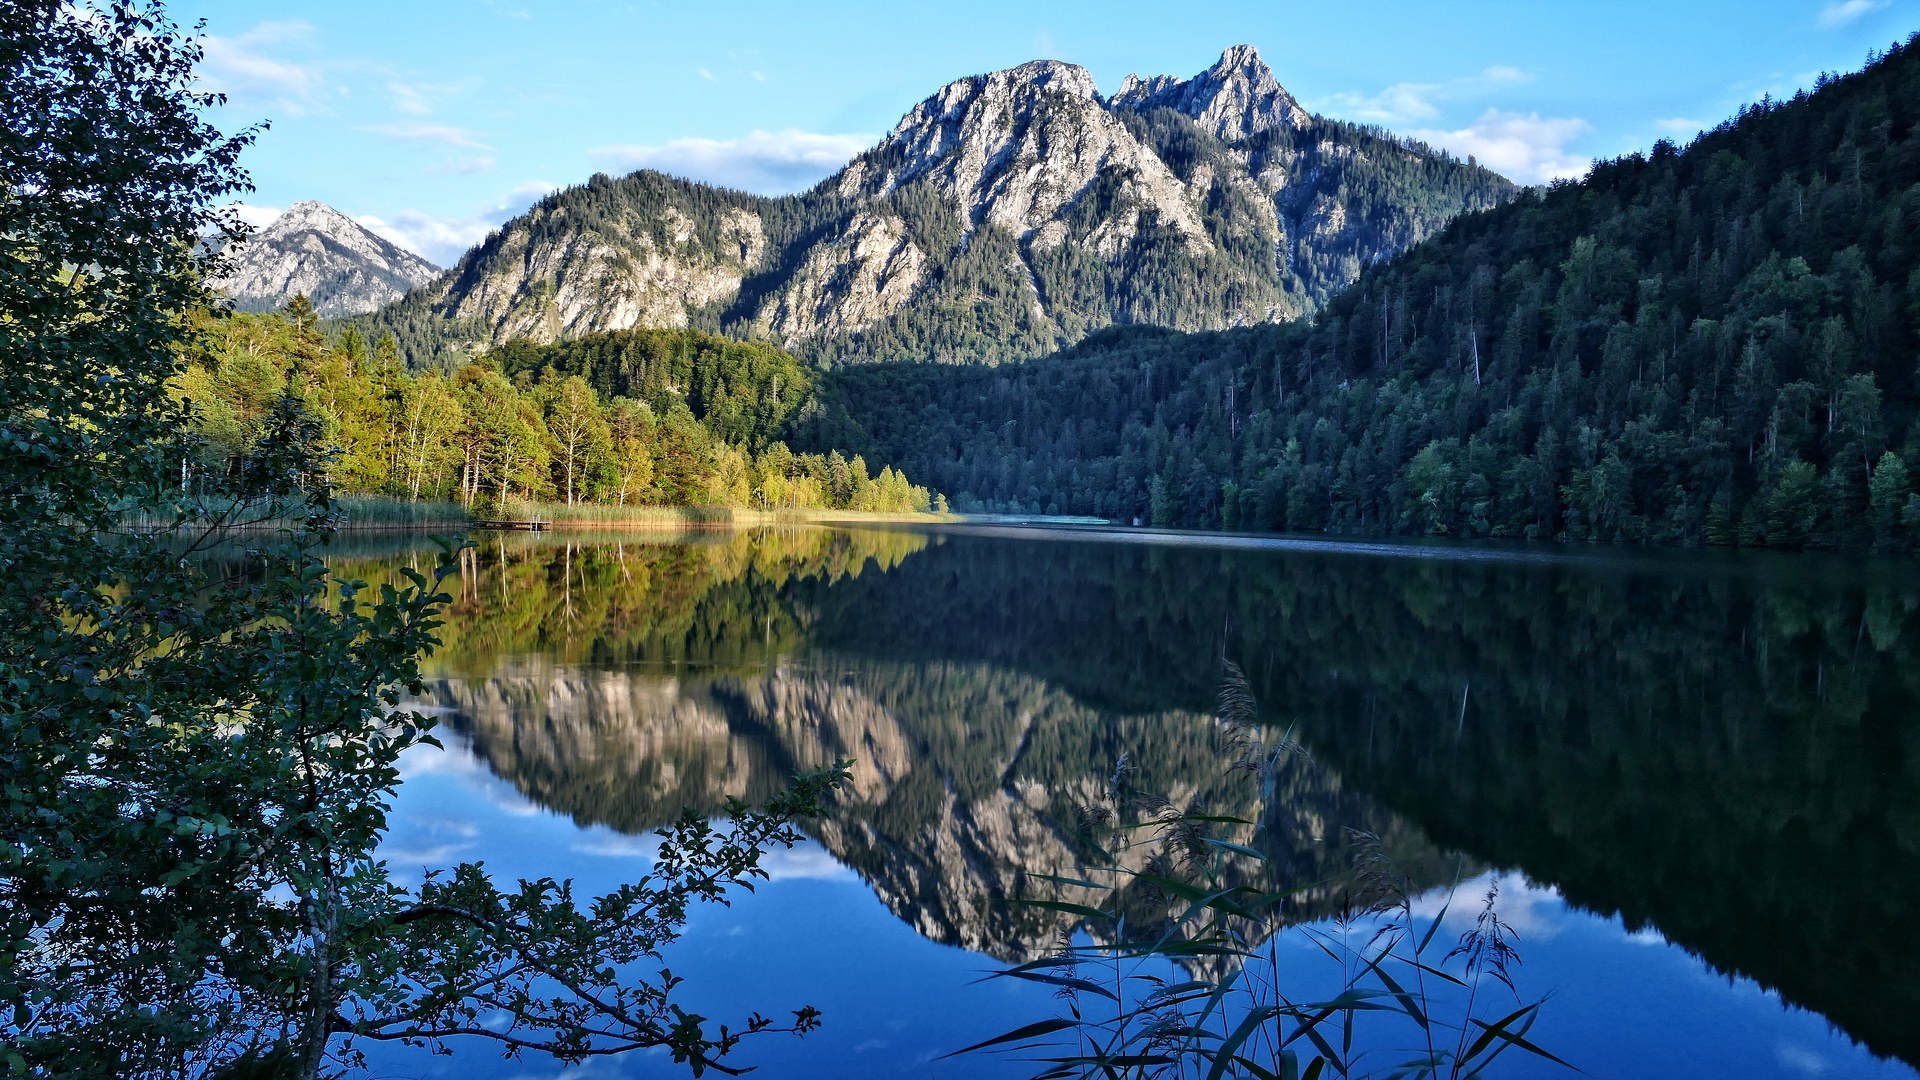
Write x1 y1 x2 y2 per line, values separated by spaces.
801 38 1920 551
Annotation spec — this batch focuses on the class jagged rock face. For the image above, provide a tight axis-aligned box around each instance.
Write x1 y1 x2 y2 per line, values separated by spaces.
426 656 1452 964
854 60 1208 253
358 47 1516 368
419 194 765 344
1110 45 1311 141
213 201 439 318
751 213 926 344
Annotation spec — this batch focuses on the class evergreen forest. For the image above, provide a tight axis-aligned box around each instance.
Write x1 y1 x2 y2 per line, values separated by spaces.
793 38 1920 551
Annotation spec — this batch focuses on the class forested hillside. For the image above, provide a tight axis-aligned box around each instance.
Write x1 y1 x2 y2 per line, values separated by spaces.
179 307 937 514
346 49 1513 370
799 38 1920 551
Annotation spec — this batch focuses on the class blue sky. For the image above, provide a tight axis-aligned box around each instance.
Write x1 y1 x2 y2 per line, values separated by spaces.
172 0 1919 266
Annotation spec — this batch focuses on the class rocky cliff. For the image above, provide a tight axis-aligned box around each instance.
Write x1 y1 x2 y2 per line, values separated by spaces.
425 655 1450 962
213 201 440 317
355 46 1515 368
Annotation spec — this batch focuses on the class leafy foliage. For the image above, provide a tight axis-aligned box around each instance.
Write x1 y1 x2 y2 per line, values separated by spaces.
0 7 862 1077
177 317 940 514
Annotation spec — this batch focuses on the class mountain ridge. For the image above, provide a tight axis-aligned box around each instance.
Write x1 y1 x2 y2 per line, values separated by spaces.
347 46 1516 368
214 201 440 318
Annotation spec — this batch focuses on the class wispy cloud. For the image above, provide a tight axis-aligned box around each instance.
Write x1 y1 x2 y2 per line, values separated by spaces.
388 81 432 115
384 78 480 118
355 180 559 265
590 129 872 195
1408 109 1593 184
1818 0 1888 28
199 20 321 114
359 121 493 149
1321 66 1530 125
697 67 716 81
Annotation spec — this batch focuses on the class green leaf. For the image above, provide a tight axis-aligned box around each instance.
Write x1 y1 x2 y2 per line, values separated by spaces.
1464 1006 1581 1071
941 1017 1082 1057
1007 897 1115 921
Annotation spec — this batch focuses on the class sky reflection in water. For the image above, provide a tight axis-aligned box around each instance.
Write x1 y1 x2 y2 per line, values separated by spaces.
342 527 1920 1079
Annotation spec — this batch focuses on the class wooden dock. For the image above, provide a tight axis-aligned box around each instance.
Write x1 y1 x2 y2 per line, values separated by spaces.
469 519 549 531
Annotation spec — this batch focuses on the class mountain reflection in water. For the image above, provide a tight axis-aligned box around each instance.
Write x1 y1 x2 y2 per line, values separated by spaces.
337 526 1920 1069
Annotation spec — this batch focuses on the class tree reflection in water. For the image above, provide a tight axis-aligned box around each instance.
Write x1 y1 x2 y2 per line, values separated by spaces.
335 527 1920 1067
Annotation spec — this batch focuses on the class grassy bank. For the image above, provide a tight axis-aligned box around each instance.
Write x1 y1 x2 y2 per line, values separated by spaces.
130 497 960 533
489 499 957 529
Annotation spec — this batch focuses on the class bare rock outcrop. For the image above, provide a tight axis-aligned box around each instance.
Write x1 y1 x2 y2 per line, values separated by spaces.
212 201 439 317
1110 45 1311 141
354 45 1516 367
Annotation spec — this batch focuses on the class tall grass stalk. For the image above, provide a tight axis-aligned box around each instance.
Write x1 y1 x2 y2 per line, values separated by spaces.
959 662 1575 1080
120 495 471 532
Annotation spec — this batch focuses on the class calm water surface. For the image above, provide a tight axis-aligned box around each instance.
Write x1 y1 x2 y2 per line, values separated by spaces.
342 526 1920 1079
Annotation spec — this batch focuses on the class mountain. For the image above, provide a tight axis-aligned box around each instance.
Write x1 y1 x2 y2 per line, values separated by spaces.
351 47 1515 368
213 201 440 318
799 38 1920 551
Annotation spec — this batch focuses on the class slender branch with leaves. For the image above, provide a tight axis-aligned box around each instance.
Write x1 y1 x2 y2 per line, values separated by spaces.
0 5 854 1077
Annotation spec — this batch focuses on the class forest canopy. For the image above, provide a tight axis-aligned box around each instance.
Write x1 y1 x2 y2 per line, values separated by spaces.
796 36 1920 552
180 311 940 515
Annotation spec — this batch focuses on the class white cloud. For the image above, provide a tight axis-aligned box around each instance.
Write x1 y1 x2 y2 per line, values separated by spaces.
571 832 661 859
1818 0 1888 28
1409 871 1567 942
231 202 285 230
1322 66 1530 125
1653 117 1709 135
697 67 716 81
388 81 432 116
359 121 493 149
590 129 873 195
199 21 321 115
1408 109 1593 184
1777 1041 1834 1076
355 180 559 266
759 841 856 881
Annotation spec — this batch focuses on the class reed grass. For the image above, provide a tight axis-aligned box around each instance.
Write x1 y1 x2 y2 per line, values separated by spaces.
333 496 471 529
958 662 1572 1080
125 494 957 535
483 498 956 529
121 496 471 532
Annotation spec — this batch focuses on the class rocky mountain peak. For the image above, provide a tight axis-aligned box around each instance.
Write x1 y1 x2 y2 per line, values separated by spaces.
1000 58 1100 99
852 53 1205 256
358 44 1516 368
212 200 441 317
1110 44 1309 141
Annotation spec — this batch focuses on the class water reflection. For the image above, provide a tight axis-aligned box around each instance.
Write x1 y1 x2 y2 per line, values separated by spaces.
338 527 1920 1067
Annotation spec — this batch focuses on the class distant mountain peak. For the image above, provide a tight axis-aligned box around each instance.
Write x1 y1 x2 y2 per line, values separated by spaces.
1111 45 1309 141
1000 58 1100 99
212 200 441 318
355 44 1516 368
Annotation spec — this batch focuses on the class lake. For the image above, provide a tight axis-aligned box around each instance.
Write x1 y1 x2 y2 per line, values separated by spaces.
342 525 1920 1079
